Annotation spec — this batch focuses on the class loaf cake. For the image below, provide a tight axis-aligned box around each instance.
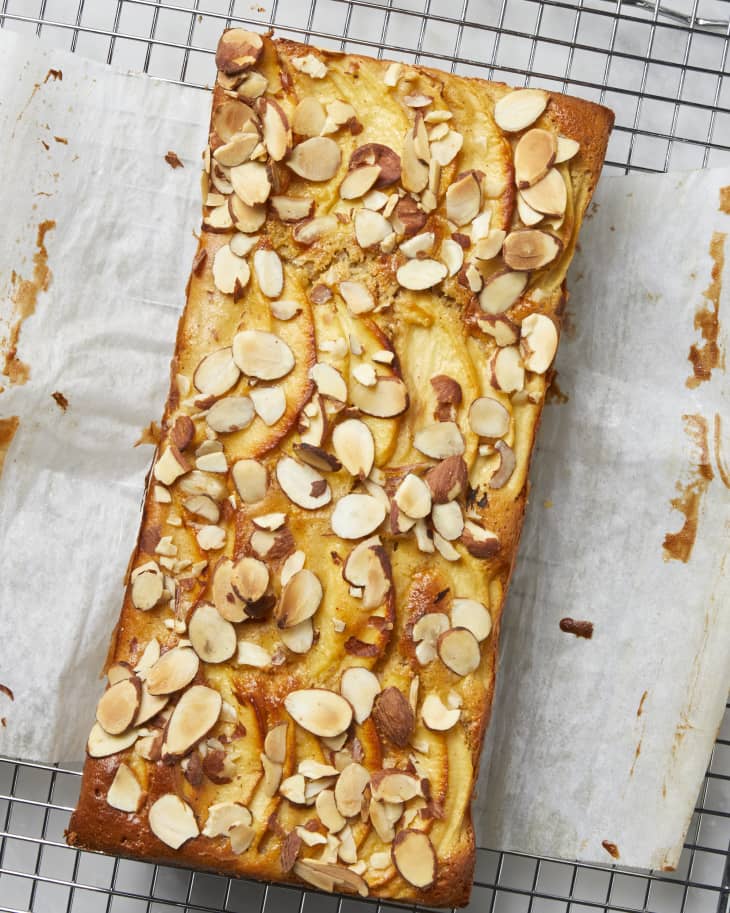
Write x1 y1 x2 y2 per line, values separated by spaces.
67 30 612 907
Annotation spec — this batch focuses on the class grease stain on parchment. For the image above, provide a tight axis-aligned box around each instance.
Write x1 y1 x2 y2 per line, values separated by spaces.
0 416 20 478
601 840 620 859
662 415 714 563
2 220 55 385
720 186 730 215
714 413 730 490
545 372 569 405
686 232 725 389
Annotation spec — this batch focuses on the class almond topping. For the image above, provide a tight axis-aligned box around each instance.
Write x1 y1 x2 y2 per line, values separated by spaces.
96 678 141 735
517 192 544 226
371 770 422 803
372 686 414 747
146 647 199 695
189 602 237 663
494 88 549 132
461 520 500 559
261 753 283 796
490 438 517 489
338 669 379 726
339 280 375 315
350 376 408 418
478 270 528 315
264 722 288 764
270 194 314 222
354 209 391 248
331 493 386 539
413 421 465 459
438 627 481 676
212 99 256 142
491 345 525 393
399 231 434 258
394 473 432 519
270 299 300 320
392 828 437 888
229 232 258 257
401 120 429 193
520 313 558 373
291 52 328 78
130 563 164 610
519 168 567 217
310 362 347 402
107 763 143 813
317 789 346 833
259 97 291 162
503 229 562 271
276 568 323 628
280 619 314 654
229 195 267 233
421 693 461 731
451 598 492 642
233 330 295 380
153 445 190 487
446 172 481 226
232 458 267 502
162 685 221 758
205 396 255 434
285 689 353 738
396 258 447 291
236 71 268 100
340 165 381 200
216 29 263 75
334 762 370 818
434 531 460 561
292 97 326 136
342 536 381 587
555 135 580 163
250 385 287 425
86 723 138 758
292 215 338 245
430 129 463 166
353 364 376 387
288 137 341 181
230 161 272 206
473 229 506 261
478 314 520 346
276 456 331 510
193 347 241 397
237 641 272 667
214 131 259 168
432 500 464 540
515 128 557 189
202 802 252 838
293 442 342 473
469 396 510 438
149 794 199 849
294 860 368 897
231 555 269 606
413 612 450 665
253 249 284 298
441 238 464 276
425 454 468 503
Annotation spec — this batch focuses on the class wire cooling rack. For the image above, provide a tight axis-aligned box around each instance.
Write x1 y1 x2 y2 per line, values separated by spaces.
0 0 729 911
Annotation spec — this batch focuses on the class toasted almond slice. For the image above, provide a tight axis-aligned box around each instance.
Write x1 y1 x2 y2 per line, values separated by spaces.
462 520 500 558
131 564 164 611
371 771 422 803
288 137 341 181
236 70 268 100
270 195 314 222
233 330 295 380
253 249 284 298
276 568 323 629
446 172 481 226
340 667 380 724
399 231 435 259
431 500 464 541
520 312 558 373
392 829 436 888
229 194 267 233
394 473 432 519
216 28 263 75
491 345 525 393
248 385 285 425
401 120 429 193
292 97 326 137
421 693 461 731
293 216 338 245
520 168 566 217
196 525 226 551
210 165 234 196
413 612 449 666
163 685 221 757
205 396 255 434
413 421 465 459
515 128 557 189
178 470 227 501
261 753 283 796
189 602 237 663
434 531 460 561
396 258 447 291
107 762 143 813
285 689 353 738
317 789 346 833
350 376 408 418
252 511 285 531
153 446 190 487
294 442 341 473
212 99 256 141
441 238 464 276
430 129 463 166
478 270 528 315
214 131 260 167
202 801 252 837
469 396 510 438
342 536 381 587
230 161 272 206
503 229 562 271
517 191 544 226
107 662 132 685
438 626 481 676
230 556 269 608
331 493 386 539
87 722 139 758
146 648 199 696
232 458 267 503
149 794 199 849
353 364 376 388
332 419 375 478
97 678 141 735
339 280 375 315
291 52 328 78
425 454 468 503
369 798 397 843
270 298 300 320
334 762 370 818
264 722 288 764
229 232 258 257
494 88 549 132
276 455 331 510
237 641 272 667
194 347 240 396
451 598 492 642
281 618 314 653
294 859 368 897
477 314 520 347
134 684 168 726
310 362 347 402
340 165 381 200
196 451 227 473
259 97 291 161
473 230 506 261
555 135 580 163
281 551 305 587
354 209 391 248
299 760 339 780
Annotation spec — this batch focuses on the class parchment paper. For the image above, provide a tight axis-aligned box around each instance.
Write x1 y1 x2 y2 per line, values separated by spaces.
0 31 727 871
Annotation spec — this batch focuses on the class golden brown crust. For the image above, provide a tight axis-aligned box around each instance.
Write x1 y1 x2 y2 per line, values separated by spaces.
67 31 612 908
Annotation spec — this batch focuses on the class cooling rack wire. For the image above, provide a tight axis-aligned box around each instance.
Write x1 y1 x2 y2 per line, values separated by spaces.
0 0 728 910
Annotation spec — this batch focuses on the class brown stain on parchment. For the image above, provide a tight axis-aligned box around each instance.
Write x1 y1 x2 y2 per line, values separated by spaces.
636 690 649 717
0 416 20 478
720 186 730 215
629 739 642 776
714 413 730 490
545 372 569 405
601 840 620 860
686 232 725 389
2 220 55 385
52 391 69 412
165 150 184 169
662 414 714 563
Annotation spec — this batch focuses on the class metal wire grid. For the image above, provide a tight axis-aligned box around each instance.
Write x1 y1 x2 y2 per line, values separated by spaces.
0 0 728 911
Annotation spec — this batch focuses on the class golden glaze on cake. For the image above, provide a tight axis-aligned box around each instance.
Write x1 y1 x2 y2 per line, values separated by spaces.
67 31 613 907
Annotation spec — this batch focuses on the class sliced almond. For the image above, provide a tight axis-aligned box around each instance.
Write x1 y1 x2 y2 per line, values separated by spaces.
281 551 305 587
236 71 268 100
237 641 272 668
310 362 347 402
284 688 353 738
250 385 287 425
270 299 300 320
477 314 520 347
270 194 314 221
294 860 368 897
293 215 338 245
189 602 237 663
97 678 141 735
503 229 562 271
430 129 463 166
334 762 370 818
331 493 386 539
396 258 447 291
339 281 375 315
478 270 528 314
394 473 432 519
354 209 391 248
491 345 525 393
494 88 549 132
332 419 375 478
232 458 267 503
413 421 465 459
461 520 500 559
555 135 580 163
300 394 327 446
146 647 199 696
231 555 269 607
446 172 481 226
350 142 401 187
261 753 283 796
229 194 267 233
194 346 240 396
288 137 341 181
212 99 256 142
216 28 263 75
163 685 221 758
517 191 544 226
230 161 272 206
490 438 516 489
149 794 199 849
276 568 323 629
441 238 464 276
340 165 381 200
253 249 284 299
421 693 460 732
469 396 510 438
293 442 341 473
134 685 168 727
399 231 435 259
515 128 557 189
281 618 314 653
259 98 291 162
183 495 220 523
87 722 138 758
371 770 422 803
230 232 258 257
451 598 492 642
292 97 326 136
233 330 295 380
291 52 328 78
205 396 255 434
392 829 437 889
130 564 164 611
413 612 449 664
401 118 429 193
438 627 481 676
107 662 132 685
153 445 190 487
520 168 566 217
369 798 397 843
425 454 468 503
350 376 408 418
196 525 226 551
317 789 346 833
264 722 288 764
178 470 227 501
434 531 460 561
353 364 376 388
520 313 558 373
214 131 260 167
276 455 331 510
107 763 143 813
473 229 506 261
432 500 464 540
202 802 252 838
342 536 381 587
340 667 380 724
